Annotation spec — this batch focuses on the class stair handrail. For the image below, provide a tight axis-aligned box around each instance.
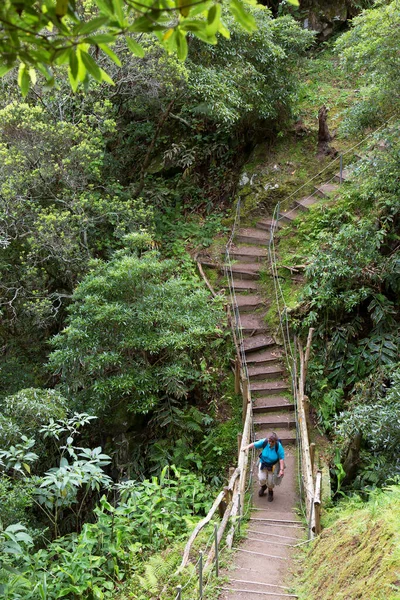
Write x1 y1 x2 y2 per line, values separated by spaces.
173 199 256 598
167 116 399 599
224 198 249 382
268 209 308 529
276 114 397 214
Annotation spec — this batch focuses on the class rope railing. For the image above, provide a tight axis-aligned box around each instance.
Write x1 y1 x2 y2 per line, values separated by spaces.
265 116 399 536
172 117 400 597
170 197 256 599
268 209 306 523
277 113 397 214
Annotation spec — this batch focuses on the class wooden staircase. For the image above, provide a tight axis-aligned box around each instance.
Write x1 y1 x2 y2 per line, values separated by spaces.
229 222 295 446
216 169 348 598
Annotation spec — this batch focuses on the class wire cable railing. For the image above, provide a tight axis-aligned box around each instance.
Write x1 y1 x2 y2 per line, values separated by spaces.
171 197 256 599
277 113 397 214
174 115 400 598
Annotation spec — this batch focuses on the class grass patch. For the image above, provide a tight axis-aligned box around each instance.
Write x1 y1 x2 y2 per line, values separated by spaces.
294 486 400 600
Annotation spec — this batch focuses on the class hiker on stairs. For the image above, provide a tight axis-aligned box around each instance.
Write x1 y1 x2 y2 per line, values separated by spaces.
242 432 285 502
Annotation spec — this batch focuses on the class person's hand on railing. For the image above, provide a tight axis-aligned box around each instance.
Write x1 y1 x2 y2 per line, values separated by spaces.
242 442 255 452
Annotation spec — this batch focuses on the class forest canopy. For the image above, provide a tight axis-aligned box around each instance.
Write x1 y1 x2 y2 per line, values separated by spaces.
0 0 300 94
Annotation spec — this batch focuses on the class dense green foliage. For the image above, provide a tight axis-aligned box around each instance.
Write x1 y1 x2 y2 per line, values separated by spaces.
3 0 399 596
49 244 226 416
0 465 212 599
0 5 315 595
0 0 298 94
336 0 400 132
288 133 400 489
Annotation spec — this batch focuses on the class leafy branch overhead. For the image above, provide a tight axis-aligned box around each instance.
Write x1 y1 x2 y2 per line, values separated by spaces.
1 0 299 94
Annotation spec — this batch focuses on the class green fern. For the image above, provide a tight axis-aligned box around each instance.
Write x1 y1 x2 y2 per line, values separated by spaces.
137 552 179 595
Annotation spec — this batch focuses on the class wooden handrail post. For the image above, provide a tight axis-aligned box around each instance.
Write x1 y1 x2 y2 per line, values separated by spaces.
310 443 316 473
314 470 322 534
237 433 242 459
304 327 315 380
234 357 241 394
242 378 249 422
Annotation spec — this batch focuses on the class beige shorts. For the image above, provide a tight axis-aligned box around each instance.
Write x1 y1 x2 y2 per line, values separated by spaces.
258 462 278 488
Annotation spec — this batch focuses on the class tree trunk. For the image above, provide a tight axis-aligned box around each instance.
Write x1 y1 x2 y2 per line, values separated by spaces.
318 105 331 143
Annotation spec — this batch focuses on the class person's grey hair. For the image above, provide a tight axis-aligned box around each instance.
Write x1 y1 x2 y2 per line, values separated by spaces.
268 432 278 442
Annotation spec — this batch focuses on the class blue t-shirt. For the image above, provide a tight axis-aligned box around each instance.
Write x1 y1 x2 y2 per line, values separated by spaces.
254 438 284 465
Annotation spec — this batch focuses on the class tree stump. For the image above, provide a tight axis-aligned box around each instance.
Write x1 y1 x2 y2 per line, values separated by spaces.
317 105 337 157
318 105 331 143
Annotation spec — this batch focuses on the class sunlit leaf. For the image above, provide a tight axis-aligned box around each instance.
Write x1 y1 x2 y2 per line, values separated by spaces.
229 0 257 32
126 37 145 57
98 43 121 66
18 64 30 97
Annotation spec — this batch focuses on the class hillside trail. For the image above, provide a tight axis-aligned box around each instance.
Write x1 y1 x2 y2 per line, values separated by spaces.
216 172 347 599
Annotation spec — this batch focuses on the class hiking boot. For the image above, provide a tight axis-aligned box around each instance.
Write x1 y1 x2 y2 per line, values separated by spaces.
258 485 267 497
268 489 274 502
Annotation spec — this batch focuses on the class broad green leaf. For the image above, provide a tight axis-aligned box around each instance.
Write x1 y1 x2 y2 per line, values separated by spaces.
80 51 102 81
176 30 188 60
98 43 121 66
206 4 221 36
18 64 30 97
54 47 71 65
229 0 257 32
287 0 299 5
95 0 115 16
6 524 27 533
68 67 80 92
111 0 125 24
0 65 14 77
177 0 191 17
56 0 69 17
126 37 145 57
74 16 109 36
76 49 87 81
218 20 230 39
189 0 213 17
163 28 175 39
36 62 55 85
192 29 218 44
180 20 203 32
28 68 37 86
99 68 115 85
69 50 79 80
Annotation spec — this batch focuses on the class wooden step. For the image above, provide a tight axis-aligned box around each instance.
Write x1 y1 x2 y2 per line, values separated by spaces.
243 334 275 353
254 429 296 444
253 414 297 428
314 183 339 198
253 399 295 413
227 245 267 263
228 263 261 280
279 208 302 223
226 279 259 292
235 294 264 312
256 218 283 231
245 348 283 366
235 228 269 246
250 381 289 396
248 364 285 381
239 314 267 335
334 168 352 183
295 195 320 211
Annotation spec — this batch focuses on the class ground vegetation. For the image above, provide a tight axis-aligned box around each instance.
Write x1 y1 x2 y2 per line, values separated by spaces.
1 0 399 597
